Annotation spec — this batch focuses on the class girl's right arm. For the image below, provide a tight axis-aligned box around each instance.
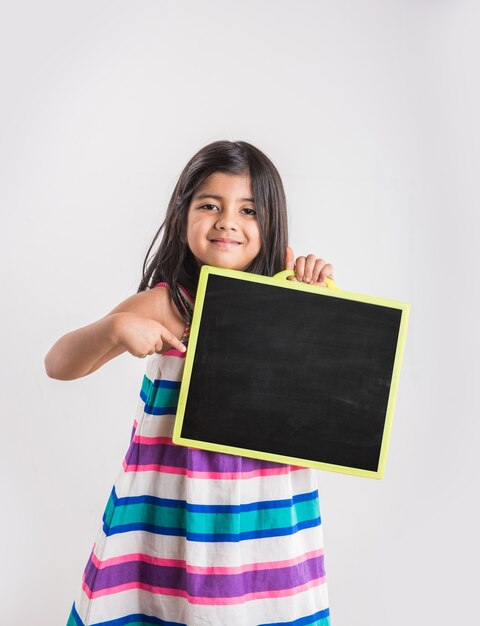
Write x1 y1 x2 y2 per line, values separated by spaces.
44 286 187 381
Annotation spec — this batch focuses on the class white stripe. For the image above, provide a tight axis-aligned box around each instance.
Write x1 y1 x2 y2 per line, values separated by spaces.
133 412 176 438
93 523 325 568
114 463 320 506
145 352 185 382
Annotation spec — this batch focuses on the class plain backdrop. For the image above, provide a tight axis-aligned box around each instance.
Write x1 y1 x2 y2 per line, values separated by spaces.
1 1 479 624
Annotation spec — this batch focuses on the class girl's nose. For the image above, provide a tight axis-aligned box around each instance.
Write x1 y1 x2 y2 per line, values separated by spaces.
215 211 238 230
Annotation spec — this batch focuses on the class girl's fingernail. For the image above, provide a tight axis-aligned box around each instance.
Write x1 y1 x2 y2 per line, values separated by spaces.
304 277 311 283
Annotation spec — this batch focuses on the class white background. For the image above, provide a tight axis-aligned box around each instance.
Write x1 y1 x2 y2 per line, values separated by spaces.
1 1 479 624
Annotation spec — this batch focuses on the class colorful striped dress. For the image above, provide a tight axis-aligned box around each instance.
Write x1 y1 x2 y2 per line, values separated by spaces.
67 282 330 626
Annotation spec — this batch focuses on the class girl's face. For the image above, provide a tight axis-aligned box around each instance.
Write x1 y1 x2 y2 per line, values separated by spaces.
186 171 262 271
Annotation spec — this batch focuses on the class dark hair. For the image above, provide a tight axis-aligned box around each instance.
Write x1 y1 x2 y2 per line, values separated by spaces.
138 140 289 323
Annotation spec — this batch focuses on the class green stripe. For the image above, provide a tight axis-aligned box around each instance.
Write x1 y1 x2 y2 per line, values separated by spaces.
304 618 330 626
103 490 116 527
66 613 79 626
141 376 180 408
262 613 330 626
110 498 319 535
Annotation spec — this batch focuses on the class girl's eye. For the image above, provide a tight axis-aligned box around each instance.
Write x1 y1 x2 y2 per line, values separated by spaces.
199 204 256 216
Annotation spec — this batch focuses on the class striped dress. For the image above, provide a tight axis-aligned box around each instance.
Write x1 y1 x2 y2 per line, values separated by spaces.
67 282 330 626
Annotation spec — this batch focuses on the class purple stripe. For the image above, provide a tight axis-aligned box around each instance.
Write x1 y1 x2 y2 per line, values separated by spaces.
124 441 289 473
83 554 325 598
84 548 97 590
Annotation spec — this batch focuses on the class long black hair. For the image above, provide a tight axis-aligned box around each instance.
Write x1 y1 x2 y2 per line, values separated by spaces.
138 140 289 324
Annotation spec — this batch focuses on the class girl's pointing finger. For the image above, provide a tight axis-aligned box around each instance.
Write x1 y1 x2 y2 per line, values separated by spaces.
285 246 295 270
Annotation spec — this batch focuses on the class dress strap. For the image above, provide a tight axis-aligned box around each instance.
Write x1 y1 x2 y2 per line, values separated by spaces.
176 285 194 326
154 281 194 327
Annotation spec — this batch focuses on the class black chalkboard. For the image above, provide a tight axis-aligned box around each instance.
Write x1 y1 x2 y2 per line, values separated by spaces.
173 266 409 479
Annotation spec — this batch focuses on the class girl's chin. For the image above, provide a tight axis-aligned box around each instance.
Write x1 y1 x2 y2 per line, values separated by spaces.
195 259 250 271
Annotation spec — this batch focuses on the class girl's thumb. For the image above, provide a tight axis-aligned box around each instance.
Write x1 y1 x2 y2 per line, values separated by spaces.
285 246 295 270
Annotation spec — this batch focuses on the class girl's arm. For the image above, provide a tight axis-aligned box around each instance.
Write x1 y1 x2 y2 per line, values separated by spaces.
44 286 186 381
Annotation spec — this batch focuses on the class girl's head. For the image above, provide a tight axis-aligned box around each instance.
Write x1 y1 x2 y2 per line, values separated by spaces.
139 140 288 316
186 170 262 273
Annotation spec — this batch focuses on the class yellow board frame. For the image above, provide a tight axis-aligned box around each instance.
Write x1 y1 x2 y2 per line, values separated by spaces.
172 264 410 479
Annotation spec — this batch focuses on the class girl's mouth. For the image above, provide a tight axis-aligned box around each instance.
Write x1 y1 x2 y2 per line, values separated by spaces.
209 239 241 248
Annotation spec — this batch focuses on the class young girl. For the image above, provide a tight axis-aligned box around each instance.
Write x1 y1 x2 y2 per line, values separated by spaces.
45 140 335 626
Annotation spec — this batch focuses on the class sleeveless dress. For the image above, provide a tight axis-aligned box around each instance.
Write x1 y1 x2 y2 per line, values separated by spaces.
67 282 330 626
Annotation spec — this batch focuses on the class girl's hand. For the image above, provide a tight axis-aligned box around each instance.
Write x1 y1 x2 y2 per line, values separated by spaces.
285 246 335 287
112 312 186 357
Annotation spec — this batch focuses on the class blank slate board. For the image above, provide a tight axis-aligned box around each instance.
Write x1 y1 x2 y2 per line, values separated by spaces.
173 265 410 479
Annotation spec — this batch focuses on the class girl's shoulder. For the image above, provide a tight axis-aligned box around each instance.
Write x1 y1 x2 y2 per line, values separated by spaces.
150 282 187 336
105 282 187 337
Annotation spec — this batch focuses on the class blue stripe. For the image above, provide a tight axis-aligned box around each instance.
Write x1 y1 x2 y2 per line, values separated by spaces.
106 516 321 541
259 608 330 626
115 489 319 514
139 376 180 392
142 405 178 415
151 379 180 389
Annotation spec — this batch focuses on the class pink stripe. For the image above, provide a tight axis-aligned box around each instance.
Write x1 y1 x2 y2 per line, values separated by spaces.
90 548 325 575
82 576 326 603
154 281 193 302
122 459 303 479
162 348 186 357
133 434 173 445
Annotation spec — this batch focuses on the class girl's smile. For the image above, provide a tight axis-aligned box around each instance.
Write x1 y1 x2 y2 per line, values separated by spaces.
210 239 241 247
186 171 262 271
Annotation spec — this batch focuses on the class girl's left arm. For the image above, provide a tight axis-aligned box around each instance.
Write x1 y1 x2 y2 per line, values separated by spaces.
285 246 335 286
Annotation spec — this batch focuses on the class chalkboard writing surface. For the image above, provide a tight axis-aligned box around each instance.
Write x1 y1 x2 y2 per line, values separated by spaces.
173 266 410 479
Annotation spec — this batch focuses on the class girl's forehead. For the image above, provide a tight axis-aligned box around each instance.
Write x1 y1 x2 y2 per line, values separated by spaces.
193 171 253 199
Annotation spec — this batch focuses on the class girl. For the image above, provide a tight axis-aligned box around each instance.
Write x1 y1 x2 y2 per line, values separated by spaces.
45 140 335 626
